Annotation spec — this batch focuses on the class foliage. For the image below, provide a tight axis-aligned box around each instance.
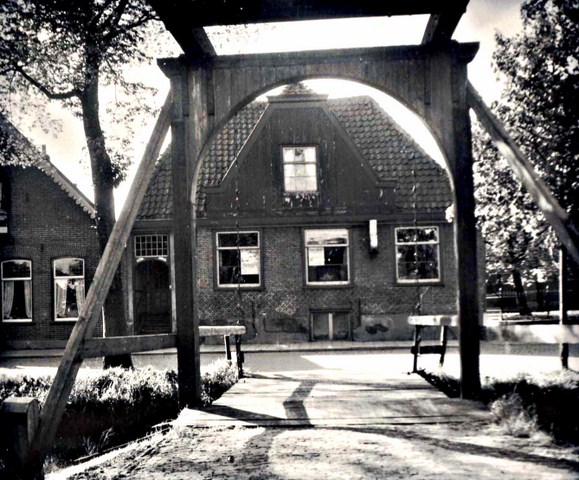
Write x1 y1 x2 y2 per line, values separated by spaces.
0 0 177 363
490 393 540 438
0 360 239 471
0 360 239 409
0 0 165 182
420 368 579 442
473 0 578 287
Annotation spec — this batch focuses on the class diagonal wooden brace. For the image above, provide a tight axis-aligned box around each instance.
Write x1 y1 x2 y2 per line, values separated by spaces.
467 82 579 265
27 92 172 471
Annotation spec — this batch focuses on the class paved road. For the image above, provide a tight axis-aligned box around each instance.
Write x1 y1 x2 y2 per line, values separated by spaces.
2 343 578 380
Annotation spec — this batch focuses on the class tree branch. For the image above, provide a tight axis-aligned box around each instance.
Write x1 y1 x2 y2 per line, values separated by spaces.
15 65 81 100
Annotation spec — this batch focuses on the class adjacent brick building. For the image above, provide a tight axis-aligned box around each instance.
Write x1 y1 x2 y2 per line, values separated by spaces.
129 84 459 343
0 114 102 348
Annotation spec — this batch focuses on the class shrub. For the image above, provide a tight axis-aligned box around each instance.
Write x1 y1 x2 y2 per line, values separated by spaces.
0 359 239 471
420 368 579 443
490 393 539 438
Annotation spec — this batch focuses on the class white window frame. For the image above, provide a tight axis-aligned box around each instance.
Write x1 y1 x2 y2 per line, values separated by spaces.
395 226 441 284
1 259 32 323
305 228 350 286
134 234 169 263
53 258 85 322
216 231 261 289
282 146 318 194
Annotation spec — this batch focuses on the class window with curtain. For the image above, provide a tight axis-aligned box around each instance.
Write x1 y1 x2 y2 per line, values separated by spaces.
1 259 32 322
54 258 85 321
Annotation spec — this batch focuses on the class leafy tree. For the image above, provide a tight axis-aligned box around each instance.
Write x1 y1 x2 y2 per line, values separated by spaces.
473 0 578 314
0 0 167 367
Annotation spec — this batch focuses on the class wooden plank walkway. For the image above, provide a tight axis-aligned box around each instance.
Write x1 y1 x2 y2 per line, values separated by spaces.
175 369 489 428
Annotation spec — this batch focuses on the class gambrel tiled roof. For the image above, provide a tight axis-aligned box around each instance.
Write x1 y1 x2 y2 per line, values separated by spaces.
137 86 452 221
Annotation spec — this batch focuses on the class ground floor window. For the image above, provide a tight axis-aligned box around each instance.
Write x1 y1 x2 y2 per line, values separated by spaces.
216 231 261 288
1 259 32 322
305 229 349 285
395 226 440 283
54 258 85 321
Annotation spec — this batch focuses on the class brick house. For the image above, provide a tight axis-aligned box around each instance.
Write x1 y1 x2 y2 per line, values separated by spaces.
0 114 102 348
128 84 458 343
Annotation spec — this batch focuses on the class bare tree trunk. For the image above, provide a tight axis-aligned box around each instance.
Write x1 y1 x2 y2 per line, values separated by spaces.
81 50 132 369
512 269 531 316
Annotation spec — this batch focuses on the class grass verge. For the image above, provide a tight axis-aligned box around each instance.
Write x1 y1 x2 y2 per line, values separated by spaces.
0 359 238 475
418 368 579 443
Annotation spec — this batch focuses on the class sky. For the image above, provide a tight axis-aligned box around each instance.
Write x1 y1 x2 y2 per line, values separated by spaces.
18 0 525 212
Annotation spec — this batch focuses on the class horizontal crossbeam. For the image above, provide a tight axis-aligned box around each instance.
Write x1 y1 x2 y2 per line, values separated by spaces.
147 0 470 57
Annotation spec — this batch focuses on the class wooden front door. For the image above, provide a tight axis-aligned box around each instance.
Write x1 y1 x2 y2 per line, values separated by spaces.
134 259 171 334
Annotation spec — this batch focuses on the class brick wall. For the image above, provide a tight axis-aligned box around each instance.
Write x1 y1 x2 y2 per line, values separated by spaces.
195 222 457 343
0 166 102 346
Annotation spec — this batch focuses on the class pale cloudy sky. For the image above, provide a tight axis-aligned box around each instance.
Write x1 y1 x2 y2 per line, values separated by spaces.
22 0 525 210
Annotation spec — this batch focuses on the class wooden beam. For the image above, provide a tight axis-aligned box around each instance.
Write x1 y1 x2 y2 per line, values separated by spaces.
199 325 246 336
467 83 579 265
79 334 177 359
489 324 579 344
422 1 470 44
147 0 457 56
168 63 202 408
407 315 458 327
28 92 172 467
148 0 448 28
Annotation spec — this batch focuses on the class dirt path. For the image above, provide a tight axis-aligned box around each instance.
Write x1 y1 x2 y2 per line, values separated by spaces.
62 421 578 480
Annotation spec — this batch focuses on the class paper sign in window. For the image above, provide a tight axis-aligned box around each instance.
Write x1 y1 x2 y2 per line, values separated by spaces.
308 247 325 266
240 250 259 275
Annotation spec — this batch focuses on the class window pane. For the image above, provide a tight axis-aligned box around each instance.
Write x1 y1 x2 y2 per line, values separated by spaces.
2 260 31 279
2 279 32 320
304 147 316 163
294 178 306 192
217 233 260 286
396 227 438 244
218 232 258 248
304 177 317 192
134 234 168 258
54 258 84 277
55 278 85 319
284 164 296 178
282 147 295 163
305 229 348 246
397 244 439 281
307 245 348 283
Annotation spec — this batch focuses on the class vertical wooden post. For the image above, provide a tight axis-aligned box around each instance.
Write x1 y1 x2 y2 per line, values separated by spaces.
164 60 202 407
235 334 244 378
1 397 41 479
439 326 449 367
451 56 481 400
559 248 569 369
224 335 232 361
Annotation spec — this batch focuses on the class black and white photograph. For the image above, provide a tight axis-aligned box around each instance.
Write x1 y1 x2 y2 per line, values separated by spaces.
0 1 578 478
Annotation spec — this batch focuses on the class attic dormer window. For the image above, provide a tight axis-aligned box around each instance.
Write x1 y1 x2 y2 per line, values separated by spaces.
282 146 317 193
